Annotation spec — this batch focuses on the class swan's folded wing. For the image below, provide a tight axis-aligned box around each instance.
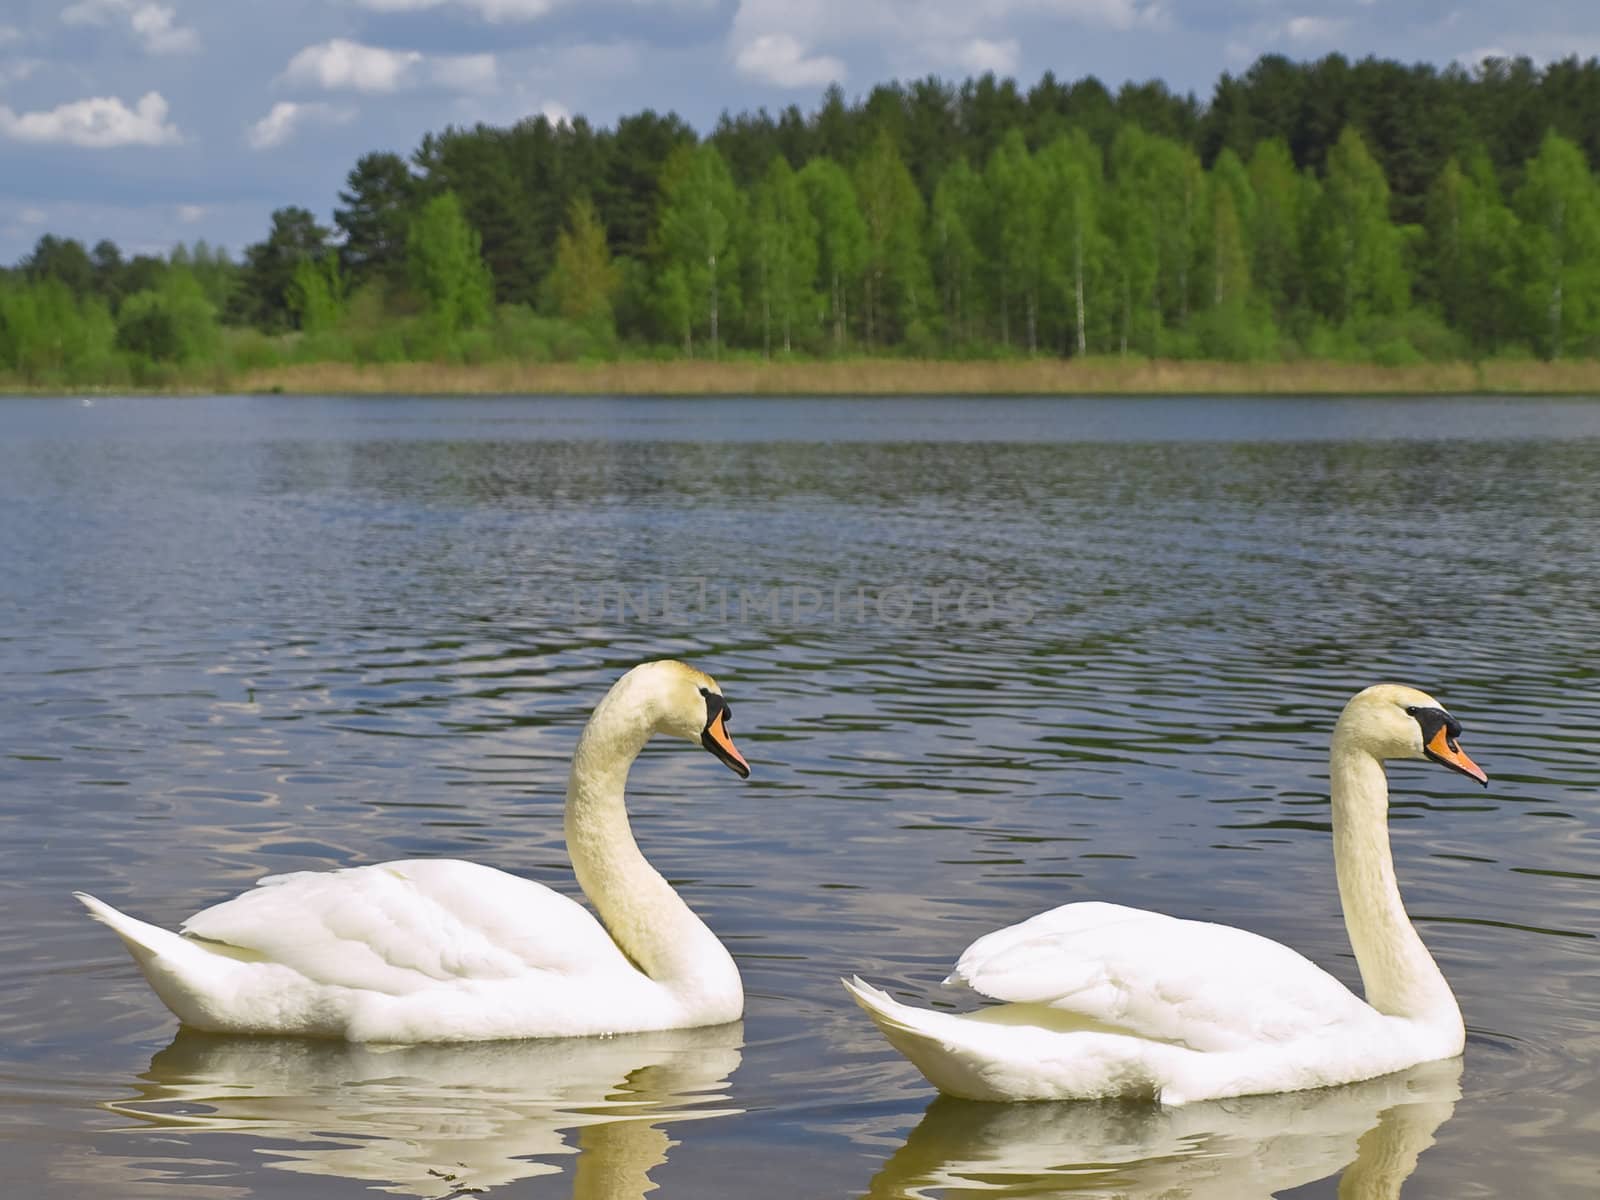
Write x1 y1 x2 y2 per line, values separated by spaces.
181 859 631 994
949 902 1376 1052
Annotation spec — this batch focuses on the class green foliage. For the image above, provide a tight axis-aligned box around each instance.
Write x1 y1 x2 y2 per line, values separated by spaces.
652 264 694 354
287 254 346 338
115 267 221 364
1425 149 1520 353
545 196 620 337
986 130 1048 352
1514 131 1600 358
1188 299 1282 361
929 157 983 348
854 129 929 348
0 276 118 382
487 305 615 362
15 53 1600 378
233 207 333 332
798 157 868 352
1246 138 1305 322
1039 131 1107 356
1108 126 1163 354
1306 129 1409 323
335 152 418 290
746 156 819 355
657 143 743 357
1209 157 1252 308
407 191 494 340
24 235 95 297
183 241 238 315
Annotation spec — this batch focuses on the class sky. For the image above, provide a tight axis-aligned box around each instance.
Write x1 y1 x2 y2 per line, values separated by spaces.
2 1 1598 265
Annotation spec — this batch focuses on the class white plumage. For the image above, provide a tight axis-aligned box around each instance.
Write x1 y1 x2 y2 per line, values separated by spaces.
77 660 753 1042
846 684 1488 1104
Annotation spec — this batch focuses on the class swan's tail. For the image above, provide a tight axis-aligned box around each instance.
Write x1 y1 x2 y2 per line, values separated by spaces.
75 892 192 964
842 976 1161 1103
74 892 235 1026
842 976 1027 1101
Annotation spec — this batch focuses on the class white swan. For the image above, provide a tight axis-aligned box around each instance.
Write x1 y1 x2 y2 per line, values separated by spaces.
844 684 1487 1104
76 659 752 1042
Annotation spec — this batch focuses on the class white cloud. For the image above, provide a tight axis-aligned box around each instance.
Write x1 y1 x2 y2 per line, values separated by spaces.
728 0 1166 87
430 52 499 92
0 90 181 148
730 0 1167 40
352 0 556 18
352 0 709 19
61 1 199 55
177 203 206 223
283 40 505 95
956 37 1019 75
20 207 47 224
0 58 41 87
459 0 558 16
1224 39 1255 66
284 39 423 93
0 25 21 46
1034 0 1166 33
1281 16 1345 42
246 100 351 149
540 100 571 124
1458 34 1600 67
128 3 198 53
734 33 845 88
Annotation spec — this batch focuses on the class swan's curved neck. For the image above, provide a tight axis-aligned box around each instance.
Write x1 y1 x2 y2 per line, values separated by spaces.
563 680 740 1007
1328 733 1459 1029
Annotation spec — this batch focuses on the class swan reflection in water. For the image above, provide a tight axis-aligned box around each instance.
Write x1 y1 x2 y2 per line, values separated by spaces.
864 1055 1461 1200
104 1021 743 1198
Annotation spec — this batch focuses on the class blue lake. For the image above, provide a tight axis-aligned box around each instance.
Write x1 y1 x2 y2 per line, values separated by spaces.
2 393 1597 1198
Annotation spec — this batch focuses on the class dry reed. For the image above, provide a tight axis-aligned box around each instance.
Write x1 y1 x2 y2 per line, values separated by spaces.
231 357 1600 397
10 357 1600 398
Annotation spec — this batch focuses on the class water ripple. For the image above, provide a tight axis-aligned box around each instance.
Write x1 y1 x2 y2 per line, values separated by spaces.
0 395 1596 1198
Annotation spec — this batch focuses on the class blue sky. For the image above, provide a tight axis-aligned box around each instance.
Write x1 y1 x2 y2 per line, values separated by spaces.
2 0 1597 264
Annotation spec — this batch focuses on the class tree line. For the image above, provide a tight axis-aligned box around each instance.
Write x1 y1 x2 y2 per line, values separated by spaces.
5 52 1600 384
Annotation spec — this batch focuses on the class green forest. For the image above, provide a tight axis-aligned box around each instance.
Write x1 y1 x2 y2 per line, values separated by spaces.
6 52 1600 388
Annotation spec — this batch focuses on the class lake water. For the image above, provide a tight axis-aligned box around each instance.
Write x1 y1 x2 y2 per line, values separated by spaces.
1 393 1597 1199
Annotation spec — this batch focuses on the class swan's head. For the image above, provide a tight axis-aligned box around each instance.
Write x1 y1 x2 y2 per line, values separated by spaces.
629 660 751 779
1338 684 1487 786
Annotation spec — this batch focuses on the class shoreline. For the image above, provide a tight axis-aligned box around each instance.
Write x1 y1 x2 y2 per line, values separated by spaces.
7 357 1600 397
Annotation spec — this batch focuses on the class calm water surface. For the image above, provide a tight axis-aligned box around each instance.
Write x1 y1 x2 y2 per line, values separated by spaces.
1 394 1597 1199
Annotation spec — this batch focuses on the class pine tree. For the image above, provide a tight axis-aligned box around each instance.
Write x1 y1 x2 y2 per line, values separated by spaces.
335 152 418 289
547 196 620 331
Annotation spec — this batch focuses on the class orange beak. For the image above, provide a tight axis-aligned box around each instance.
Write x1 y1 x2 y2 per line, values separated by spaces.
702 709 750 778
1425 725 1487 786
